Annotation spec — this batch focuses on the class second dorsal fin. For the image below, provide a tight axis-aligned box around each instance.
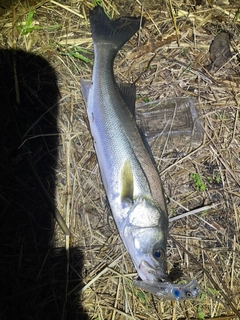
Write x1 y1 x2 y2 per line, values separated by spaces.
117 82 136 118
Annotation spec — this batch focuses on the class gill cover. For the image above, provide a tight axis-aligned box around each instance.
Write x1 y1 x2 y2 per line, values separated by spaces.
121 194 167 281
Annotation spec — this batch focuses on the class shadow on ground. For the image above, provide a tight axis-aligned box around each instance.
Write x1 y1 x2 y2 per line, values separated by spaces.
0 49 88 320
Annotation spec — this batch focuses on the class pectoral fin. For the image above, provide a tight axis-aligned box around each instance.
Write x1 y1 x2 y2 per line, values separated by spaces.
121 159 134 204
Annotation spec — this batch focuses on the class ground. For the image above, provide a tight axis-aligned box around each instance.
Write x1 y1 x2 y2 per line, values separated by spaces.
0 0 240 319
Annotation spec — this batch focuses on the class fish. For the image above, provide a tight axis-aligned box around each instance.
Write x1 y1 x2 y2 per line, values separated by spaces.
81 5 168 282
80 5 199 300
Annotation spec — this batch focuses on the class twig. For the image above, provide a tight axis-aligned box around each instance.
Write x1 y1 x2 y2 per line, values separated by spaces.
80 252 126 293
50 0 84 18
210 145 240 187
168 0 180 46
169 204 220 222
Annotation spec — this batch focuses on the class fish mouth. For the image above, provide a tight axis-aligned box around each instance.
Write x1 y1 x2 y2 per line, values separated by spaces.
139 260 168 282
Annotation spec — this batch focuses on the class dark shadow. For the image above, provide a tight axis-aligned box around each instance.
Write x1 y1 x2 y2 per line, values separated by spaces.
0 49 88 320
168 263 184 282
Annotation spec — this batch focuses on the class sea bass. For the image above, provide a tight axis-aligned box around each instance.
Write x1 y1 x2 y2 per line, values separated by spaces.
81 5 168 282
80 5 198 300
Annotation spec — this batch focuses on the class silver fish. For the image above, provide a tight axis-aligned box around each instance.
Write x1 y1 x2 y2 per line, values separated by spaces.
81 5 168 283
80 6 199 300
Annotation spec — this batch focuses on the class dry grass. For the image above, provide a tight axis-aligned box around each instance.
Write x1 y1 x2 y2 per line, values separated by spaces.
0 0 240 319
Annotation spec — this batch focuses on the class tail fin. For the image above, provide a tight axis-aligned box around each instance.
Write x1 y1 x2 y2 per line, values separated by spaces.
89 5 145 51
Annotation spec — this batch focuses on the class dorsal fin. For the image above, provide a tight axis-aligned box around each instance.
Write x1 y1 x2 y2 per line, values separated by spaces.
117 82 136 118
138 126 156 165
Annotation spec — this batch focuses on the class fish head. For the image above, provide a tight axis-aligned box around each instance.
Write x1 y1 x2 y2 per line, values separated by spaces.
123 197 168 282
130 227 168 282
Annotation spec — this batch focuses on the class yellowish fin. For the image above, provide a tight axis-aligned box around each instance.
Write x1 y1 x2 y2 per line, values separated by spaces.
121 159 134 203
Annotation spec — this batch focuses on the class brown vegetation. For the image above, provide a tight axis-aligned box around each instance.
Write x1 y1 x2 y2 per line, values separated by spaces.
0 0 240 319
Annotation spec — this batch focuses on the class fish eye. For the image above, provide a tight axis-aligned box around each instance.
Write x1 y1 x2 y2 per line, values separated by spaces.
153 248 165 260
186 291 192 297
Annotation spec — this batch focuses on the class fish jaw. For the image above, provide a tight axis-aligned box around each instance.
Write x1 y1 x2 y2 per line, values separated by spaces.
121 197 168 282
138 260 168 282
